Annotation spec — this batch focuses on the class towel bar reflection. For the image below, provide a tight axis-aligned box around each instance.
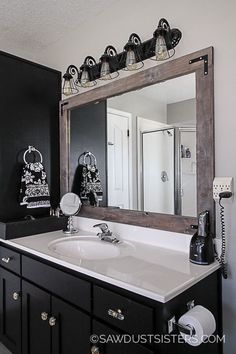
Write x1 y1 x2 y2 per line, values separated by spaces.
84 151 97 166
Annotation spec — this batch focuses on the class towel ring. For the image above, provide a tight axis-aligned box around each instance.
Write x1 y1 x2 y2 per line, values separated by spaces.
23 146 43 164
82 152 97 166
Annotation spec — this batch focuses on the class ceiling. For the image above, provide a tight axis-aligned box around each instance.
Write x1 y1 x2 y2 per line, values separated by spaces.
0 0 195 105
0 0 117 51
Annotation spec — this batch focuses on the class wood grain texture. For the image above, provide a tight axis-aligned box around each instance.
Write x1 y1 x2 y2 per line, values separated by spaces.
60 47 214 234
80 206 197 234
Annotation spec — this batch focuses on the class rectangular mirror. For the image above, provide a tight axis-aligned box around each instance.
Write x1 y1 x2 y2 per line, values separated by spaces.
60 47 214 234
69 74 196 217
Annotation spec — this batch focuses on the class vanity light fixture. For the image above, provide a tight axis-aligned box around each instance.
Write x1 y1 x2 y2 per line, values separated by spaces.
61 18 182 96
79 56 97 87
123 33 144 71
62 65 80 96
99 46 119 80
150 18 182 61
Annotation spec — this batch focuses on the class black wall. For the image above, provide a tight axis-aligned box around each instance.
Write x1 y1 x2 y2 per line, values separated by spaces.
70 101 107 206
0 51 61 220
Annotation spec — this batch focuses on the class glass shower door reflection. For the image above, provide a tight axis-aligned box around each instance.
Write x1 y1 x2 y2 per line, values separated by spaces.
179 128 197 217
142 129 175 214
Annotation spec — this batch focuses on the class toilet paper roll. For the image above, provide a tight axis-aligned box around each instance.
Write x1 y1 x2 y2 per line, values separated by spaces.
178 305 216 347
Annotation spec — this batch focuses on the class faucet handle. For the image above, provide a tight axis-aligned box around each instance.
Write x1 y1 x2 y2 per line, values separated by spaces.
93 223 110 234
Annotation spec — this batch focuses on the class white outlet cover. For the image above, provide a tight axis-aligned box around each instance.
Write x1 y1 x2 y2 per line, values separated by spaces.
213 177 233 200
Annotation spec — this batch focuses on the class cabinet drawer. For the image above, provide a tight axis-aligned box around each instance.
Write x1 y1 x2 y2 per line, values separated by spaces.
0 245 21 275
93 286 154 334
22 255 91 311
93 319 155 354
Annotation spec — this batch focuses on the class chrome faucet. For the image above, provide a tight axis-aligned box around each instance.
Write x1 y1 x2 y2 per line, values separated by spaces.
93 223 121 244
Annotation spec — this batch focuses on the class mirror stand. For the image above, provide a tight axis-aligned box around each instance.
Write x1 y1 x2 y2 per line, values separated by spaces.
60 192 82 235
63 216 78 235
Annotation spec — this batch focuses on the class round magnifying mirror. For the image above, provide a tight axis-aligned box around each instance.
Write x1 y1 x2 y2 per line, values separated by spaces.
60 193 82 234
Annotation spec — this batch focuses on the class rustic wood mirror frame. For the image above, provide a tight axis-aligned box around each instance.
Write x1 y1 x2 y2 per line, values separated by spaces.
60 47 214 234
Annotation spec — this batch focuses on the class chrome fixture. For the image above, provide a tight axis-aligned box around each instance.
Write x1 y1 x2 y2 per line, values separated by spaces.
41 312 48 321
49 316 57 327
91 346 100 354
168 299 196 335
62 18 182 95
12 292 20 301
93 223 121 244
108 308 124 321
23 145 43 164
1 257 11 263
168 316 196 336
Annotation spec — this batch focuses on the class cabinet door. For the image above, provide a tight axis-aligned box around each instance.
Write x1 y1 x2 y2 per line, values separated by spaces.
51 296 91 354
0 268 21 354
93 320 154 354
22 281 51 354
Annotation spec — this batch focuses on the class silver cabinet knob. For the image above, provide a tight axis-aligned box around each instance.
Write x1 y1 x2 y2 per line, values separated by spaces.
41 312 48 321
91 346 100 354
49 316 56 327
1 257 11 263
12 292 20 301
108 308 124 321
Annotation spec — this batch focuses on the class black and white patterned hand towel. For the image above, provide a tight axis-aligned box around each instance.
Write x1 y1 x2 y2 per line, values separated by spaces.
80 164 103 202
19 162 51 208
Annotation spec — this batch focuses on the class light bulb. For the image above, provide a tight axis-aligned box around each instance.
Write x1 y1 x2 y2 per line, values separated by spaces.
63 80 72 96
155 35 169 60
100 61 111 80
126 49 137 71
80 69 89 87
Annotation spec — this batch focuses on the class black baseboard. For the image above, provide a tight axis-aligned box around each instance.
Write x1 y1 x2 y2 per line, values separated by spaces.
0 216 68 240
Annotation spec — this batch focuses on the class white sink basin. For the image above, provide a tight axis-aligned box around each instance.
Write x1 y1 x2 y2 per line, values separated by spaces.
48 236 135 261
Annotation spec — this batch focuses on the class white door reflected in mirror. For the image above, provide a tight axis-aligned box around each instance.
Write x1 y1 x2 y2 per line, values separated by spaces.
60 193 82 234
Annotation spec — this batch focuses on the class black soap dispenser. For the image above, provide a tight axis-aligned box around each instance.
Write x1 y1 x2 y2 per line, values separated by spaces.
189 210 215 265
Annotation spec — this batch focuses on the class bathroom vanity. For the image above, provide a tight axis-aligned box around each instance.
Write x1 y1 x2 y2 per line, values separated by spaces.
0 220 222 354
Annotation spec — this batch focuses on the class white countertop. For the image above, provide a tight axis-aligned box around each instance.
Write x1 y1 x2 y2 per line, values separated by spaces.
2 224 220 303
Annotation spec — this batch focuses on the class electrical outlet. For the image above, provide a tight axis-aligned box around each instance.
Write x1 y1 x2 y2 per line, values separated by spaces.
213 177 233 200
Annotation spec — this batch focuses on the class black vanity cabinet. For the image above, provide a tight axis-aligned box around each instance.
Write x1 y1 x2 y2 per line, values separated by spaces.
0 268 21 354
0 246 21 354
93 320 154 354
21 255 91 354
0 243 222 354
22 281 51 354
22 281 90 354
51 296 90 354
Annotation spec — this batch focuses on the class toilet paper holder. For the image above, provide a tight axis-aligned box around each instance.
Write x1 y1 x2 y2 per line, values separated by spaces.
167 299 196 336
168 316 196 336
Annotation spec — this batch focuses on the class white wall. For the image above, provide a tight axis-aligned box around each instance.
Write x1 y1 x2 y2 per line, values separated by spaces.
23 0 236 352
167 98 196 126
109 93 167 124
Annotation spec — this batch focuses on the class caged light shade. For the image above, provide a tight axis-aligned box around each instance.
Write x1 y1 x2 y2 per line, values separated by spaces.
79 56 97 88
99 46 119 80
62 66 79 96
151 18 182 61
123 33 144 71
